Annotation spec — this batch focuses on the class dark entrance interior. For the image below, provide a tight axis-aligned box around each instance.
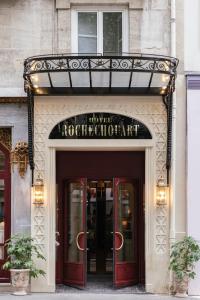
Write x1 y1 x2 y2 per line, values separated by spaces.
56 151 145 288
87 180 113 276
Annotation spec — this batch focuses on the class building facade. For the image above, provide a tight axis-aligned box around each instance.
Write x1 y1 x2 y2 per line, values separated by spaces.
0 0 188 295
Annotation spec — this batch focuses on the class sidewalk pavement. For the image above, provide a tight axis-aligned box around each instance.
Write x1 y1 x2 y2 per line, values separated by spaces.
0 293 199 300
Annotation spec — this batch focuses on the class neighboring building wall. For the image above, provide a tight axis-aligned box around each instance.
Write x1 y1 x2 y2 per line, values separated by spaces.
184 0 200 72
185 0 200 295
187 80 200 295
0 103 31 234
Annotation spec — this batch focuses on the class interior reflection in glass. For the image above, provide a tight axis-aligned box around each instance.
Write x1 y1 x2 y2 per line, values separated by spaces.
87 180 113 274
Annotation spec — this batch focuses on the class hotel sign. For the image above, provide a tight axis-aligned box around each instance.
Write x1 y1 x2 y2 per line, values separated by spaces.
49 113 152 139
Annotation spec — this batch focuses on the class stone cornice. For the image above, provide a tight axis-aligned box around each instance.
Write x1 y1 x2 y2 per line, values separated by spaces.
0 97 27 104
56 0 144 10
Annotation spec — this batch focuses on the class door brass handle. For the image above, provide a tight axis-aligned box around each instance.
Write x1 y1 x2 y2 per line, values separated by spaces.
115 231 124 251
76 231 84 251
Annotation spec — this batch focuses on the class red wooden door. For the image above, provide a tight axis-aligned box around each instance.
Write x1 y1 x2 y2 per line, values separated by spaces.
113 178 138 287
0 143 10 282
63 178 87 287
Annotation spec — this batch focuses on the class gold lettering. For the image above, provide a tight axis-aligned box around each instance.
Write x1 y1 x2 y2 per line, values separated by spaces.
121 125 126 137
81 125 87 136
88 125 93 136
133 125 140 136
94 125 98 135
75 125 80 136
127 125 133 136
108 125 114 136
68 125 74 136
62 124 67 136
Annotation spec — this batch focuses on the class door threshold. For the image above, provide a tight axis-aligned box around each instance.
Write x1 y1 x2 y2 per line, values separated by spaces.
56 283 146 294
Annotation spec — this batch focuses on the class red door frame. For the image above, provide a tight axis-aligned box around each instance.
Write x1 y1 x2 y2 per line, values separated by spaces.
56 151 145 286
62 178 87 287
113 178 139 287
0 143 11 282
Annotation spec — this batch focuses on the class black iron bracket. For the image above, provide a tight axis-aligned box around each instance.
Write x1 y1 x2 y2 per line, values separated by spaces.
27 88 34 185
162 92 173 184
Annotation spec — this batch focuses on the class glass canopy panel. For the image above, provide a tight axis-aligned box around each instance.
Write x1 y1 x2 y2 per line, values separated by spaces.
103 12 122 55
131 72 152 87
31 73 50 88
50 72 70 87
78 12 97 54
151 73 170 88
70 72 90 87
91 72 109 87
112 72 130 87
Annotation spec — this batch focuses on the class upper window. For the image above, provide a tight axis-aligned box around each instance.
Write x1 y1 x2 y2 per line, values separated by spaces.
72 9 128 55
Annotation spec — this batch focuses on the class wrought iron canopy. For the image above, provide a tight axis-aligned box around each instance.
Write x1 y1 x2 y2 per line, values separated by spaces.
24 53 179 96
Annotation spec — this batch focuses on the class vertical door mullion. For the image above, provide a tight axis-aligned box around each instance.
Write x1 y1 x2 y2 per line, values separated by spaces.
82 178 87 286
98 11 103 54
113 178 119 288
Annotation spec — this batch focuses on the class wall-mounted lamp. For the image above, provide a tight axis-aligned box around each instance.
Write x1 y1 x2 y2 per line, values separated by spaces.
156 178 168 206
33 175 44 205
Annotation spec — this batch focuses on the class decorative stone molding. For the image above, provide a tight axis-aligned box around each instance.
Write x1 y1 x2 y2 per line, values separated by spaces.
56 0 70 9
11 142 29 178
0 128 11 151
56 0 144 10
33 97 168 256
155 206 168 254
0 97 27 104
33 206 45 253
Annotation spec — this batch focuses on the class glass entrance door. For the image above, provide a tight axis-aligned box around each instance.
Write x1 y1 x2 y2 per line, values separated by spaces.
63 177 138 288
63 178 87 287
113 178 138 287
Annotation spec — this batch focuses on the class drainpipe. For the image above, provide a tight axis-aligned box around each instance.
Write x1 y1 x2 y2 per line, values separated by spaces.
169 0 176 293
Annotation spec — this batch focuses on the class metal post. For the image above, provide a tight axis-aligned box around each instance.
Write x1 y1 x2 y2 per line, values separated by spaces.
27 88 34 185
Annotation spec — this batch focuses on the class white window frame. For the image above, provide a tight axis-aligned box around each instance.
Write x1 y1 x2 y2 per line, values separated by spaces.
71 6 129 54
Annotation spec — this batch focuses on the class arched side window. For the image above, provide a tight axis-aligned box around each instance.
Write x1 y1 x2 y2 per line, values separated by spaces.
0 143 10 282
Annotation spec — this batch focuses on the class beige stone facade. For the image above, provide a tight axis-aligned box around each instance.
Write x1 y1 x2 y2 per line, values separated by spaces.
33 96 169 292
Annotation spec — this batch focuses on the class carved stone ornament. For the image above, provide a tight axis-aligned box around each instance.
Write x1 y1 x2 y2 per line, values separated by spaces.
11 142 29 178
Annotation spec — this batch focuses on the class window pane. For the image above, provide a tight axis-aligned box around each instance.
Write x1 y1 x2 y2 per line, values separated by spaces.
67 182 84 263
0 151 5 171
103 12 122 55
0 246 4 259
78 12 97 54
117 182 135 262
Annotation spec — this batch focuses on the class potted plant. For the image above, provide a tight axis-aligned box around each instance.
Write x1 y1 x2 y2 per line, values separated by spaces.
169 236 200 298
2 235 45 296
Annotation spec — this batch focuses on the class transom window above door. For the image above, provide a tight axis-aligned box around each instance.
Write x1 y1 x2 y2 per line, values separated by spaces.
71 9 128 55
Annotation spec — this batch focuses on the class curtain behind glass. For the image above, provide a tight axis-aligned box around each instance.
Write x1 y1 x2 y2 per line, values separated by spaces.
78 12 97 54
103 12 122 55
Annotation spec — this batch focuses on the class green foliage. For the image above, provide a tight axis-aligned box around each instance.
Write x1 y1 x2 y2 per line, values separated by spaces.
2 235 46 278
169 236 200 280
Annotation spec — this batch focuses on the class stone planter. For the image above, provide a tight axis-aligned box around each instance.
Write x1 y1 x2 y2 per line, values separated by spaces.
10 269 30 296
175 275 189 298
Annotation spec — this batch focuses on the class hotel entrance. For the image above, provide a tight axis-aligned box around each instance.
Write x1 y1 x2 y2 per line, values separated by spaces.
56 152 145 289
